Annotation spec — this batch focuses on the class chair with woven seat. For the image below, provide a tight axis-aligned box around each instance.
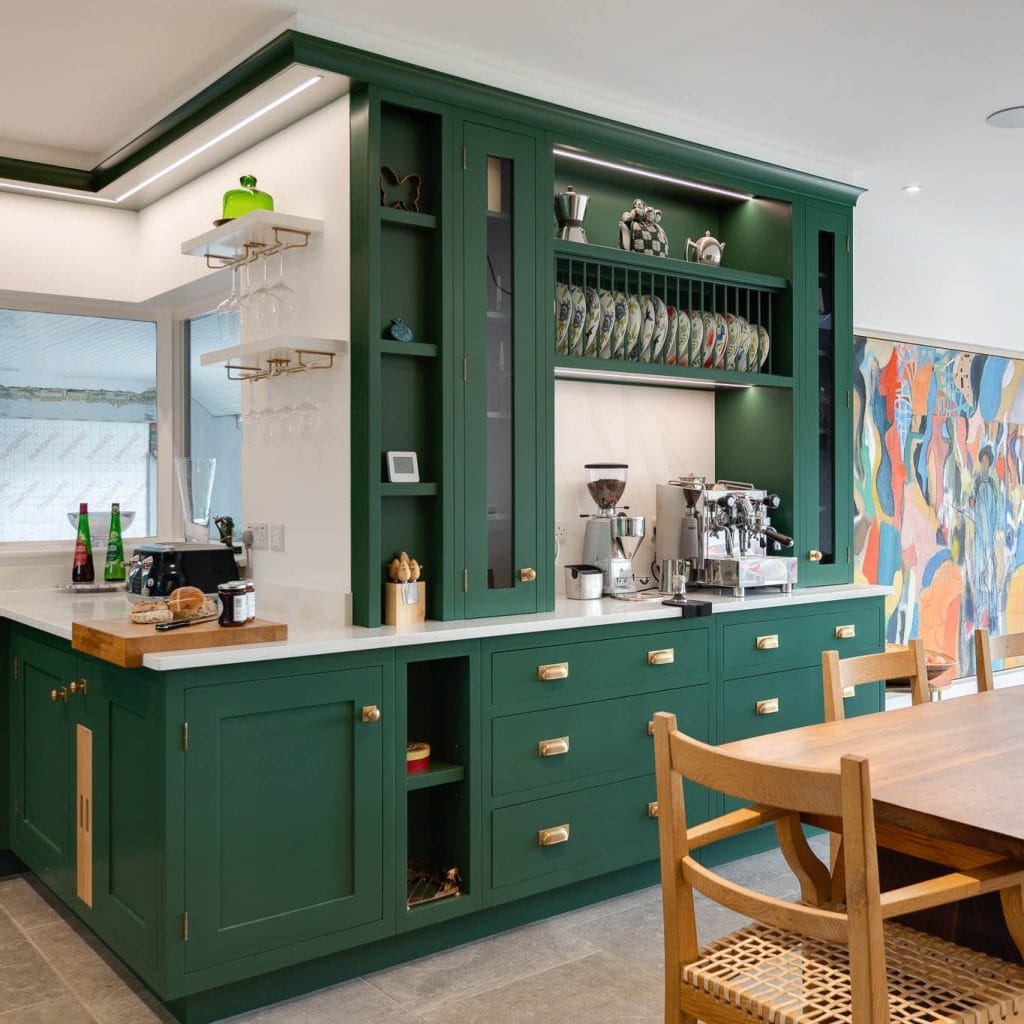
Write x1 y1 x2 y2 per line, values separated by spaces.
652 710 1024 1024
821 638 929 722
975 627 1024 692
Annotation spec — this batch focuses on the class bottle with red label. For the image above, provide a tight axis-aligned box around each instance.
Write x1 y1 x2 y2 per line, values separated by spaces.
71 502 95 583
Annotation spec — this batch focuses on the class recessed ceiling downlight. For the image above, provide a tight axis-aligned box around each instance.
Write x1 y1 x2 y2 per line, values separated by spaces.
902 184 923 193
987 106 1024 129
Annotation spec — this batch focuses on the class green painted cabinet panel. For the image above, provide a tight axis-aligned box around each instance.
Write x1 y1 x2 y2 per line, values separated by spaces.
721 665 828 743
461 121 542 617
9 634 73 897
183 667 386 971
489 626 709 708
491 686 703 798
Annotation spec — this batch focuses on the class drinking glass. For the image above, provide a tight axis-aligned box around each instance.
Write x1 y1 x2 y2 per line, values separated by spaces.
293 367 320 440
174 457 217 543
268 249 299 335
260 378 280 444
239 380 257 446
216 267 241 343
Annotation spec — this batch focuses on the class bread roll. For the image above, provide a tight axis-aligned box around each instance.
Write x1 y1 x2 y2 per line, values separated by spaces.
130 601 172 624
168 586 205 615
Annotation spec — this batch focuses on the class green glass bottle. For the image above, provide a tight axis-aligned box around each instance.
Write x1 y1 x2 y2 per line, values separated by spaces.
104 502 126 582
222 175 274 220
71 502 95 583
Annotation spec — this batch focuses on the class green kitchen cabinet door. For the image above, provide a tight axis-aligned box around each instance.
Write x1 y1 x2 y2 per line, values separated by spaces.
798 205 853 586
183 666 387 971
9 632 74 898
461 122 542 617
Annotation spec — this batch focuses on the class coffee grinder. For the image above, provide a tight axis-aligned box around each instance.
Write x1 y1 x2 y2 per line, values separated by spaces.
580 463 646 595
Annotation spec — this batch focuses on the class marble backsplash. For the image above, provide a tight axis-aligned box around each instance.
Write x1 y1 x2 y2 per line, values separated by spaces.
554 379 716 595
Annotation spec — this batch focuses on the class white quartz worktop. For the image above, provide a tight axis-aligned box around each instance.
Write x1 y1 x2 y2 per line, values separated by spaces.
0 583 891 672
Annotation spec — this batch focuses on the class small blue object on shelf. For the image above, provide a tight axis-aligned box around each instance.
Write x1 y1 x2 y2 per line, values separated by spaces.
388 318 414 342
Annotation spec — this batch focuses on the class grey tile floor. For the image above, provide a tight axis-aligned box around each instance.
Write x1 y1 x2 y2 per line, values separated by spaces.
0 837 825 1024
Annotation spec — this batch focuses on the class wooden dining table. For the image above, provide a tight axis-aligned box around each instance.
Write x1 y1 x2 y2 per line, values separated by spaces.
720 685 1024 962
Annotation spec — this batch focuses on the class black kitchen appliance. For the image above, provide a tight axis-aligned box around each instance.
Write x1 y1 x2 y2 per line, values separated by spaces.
127 542 239 599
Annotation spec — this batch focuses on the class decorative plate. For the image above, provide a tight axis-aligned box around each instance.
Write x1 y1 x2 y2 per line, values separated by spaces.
745 318 760 372
583 287 602 357
625 294 642 360
724 313 743 369
675 307 690 367
598 290 616 357
758 325 770 369
568 285 586 355
651 296 668 362
701 311 716 368
713 312 728 369
663 305 678 364
689 309 704 367
639 295 656 362
611 292 628 358
555 282 571 354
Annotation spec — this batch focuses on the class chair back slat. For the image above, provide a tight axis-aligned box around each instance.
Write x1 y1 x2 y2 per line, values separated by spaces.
976 628 1024 692
822 638 928 722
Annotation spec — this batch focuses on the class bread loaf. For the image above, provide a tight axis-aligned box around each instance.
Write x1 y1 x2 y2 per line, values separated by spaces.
168 586 205 615
129 601 172 624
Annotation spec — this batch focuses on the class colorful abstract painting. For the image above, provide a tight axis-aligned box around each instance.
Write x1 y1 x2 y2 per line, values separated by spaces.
853 335 1024 676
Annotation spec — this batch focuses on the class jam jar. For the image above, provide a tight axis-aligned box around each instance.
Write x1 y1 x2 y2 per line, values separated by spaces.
218 581 249 627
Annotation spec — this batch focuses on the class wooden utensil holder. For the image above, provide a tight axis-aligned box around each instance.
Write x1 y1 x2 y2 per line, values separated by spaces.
384 581 426 626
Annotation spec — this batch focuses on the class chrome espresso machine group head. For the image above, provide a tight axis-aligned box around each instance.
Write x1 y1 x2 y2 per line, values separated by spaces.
655 477 797 597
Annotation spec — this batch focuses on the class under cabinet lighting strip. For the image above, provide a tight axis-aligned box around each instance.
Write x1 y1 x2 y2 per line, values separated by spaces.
0 182 117 203
554 366 751 390
552 148 753 202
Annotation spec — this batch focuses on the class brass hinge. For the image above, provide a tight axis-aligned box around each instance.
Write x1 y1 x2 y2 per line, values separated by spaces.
846 388 851 408
182 911 189 941
463 357 468 383
12 657 18 680
463 569 469 592
461 145 467 170
847 546 851 564
846 234 851 252
181 722 189 752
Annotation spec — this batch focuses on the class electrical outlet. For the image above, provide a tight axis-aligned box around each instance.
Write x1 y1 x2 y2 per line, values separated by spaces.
248 523 268 550
270 523 285 552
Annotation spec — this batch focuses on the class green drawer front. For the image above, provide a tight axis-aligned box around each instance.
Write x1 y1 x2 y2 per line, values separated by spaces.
720 604 880 676
491 775 663 890
490 627 709 707
721 666 825 743
491 685 708 798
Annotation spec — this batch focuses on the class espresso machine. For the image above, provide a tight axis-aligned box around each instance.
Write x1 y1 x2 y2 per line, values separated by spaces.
580 463 646 596
655 477 797 597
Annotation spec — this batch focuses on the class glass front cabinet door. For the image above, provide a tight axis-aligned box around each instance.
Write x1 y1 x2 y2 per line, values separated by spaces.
799 205 853 586
460 122 542 617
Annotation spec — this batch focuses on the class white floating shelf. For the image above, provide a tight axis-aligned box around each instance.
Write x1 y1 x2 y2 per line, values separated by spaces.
200 335 347 367
182 211 325 261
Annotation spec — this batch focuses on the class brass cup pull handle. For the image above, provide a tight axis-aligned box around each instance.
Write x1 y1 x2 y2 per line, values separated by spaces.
809 549 823 562
755 698 780 715
519 567 537 583
537 662 569 682
835 624 856 639
361 705 381 723
755 634 779 651
538 824 570 847
538 736 570 757
647 648 674 666
647 801 659 818
69 679 87 696
842 685 856 699
647 720 655 736
51 687 68 704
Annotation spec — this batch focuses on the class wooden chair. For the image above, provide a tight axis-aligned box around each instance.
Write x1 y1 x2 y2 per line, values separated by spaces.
975 627 1024 693
652 710 1024 1024
821 638 929 722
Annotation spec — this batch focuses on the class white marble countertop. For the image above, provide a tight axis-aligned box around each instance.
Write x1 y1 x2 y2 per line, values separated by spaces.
0 583 891 671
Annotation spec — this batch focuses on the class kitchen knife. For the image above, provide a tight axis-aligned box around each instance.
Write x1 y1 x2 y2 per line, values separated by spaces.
155 613 219 632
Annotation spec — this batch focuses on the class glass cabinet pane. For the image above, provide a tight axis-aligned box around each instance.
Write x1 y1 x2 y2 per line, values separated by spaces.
485 156 514 590
817 229 836 566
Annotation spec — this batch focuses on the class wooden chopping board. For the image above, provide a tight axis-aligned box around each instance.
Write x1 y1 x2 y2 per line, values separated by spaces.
72 616 288 668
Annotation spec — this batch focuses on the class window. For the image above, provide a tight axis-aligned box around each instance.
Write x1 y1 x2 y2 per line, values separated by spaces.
186 311 241 541
0 308 157 542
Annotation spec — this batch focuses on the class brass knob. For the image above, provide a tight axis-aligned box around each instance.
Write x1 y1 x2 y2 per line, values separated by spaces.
647 648 674 666
538 736 570 757
647 720 655 736
809 549 823 562
537 662 568 682
50 687 68 704
842 685 856 699
519 567 537 583
647 801 659 818
755 634 779 651
361 705 381 723
538 824 570 846
835 624 856 639
755 698 780 715
69 679 87 696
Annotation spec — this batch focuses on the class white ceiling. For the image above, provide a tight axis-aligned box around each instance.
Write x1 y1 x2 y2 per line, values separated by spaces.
4 0 1024 236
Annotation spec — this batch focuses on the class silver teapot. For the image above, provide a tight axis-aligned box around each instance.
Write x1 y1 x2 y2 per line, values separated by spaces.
686 230 726 266
554 185 589 243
